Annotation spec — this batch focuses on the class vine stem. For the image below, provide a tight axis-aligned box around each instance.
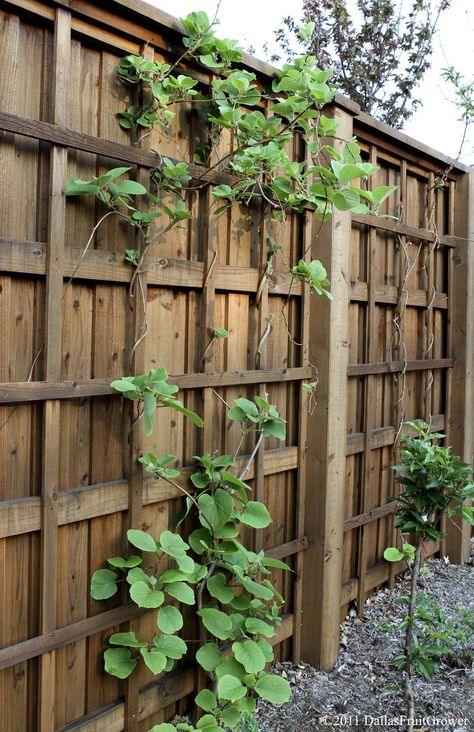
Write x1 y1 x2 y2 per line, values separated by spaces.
63 209 118 294
158 473 215 538
404 542 422 732
239 431 264 481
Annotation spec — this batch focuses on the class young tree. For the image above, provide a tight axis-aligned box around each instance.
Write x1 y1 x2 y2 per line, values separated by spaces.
273 0 450 129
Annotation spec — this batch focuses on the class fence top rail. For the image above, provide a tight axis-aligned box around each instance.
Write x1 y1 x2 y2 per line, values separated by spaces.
7 0 470 176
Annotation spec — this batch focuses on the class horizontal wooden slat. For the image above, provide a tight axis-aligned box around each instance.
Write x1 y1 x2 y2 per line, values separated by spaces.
347 358 453 376
0 238 302 295
0 367 312 404
346 414 445 455
350 281 448 308
265 536 308 560
343 500 398 532
0 111 217 180
0 446 298 538
340 540 440 608
352 213 456 247
0 602 296 672
0 604 147 671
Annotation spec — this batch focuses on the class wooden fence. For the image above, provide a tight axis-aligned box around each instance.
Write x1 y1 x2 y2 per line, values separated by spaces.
0 1 472 730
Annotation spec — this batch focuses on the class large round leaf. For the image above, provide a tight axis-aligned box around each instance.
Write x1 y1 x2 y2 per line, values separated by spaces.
104 648 137 679
157 605 184 634
197 608 233 640
384 547 405 563
240 501 272 529
165 581 195 605
196 643 222 672
244 617 275 638
90 569 117 600
195 688 217 712
140 647 167 674
232 640 266 673
254 672 291 704
159 530 189 559
153 634 187 659
130 581 164 608
198 489 233 530
207 573 235 604
127 529 157 553
217 674 247 701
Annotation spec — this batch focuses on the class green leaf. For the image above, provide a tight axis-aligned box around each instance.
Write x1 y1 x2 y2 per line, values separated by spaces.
110 378 141 396
109 632 146 648
256 638 274 663
217 674 247 701
198 489 233 530
207 573 235 604
213 184 234 199
195 689 217 712
384 547 405 563
107 555 142 569
232 640 266 673
214 656 246 681
197 608 233 640
126 567 150 585
196 714 223 732
90 569 118 600
104 648 137 679
244 617 275 638
234 397 259 417
176 555 195 574
332 188 360 211
196 643 222 672
65 177 100 196
219 705 241 727
242 578 274 602
130 582 165 608
157 605 184 634
254 672 291 703
153 633 187 659
140 647 168 674
127 529 157 553
241 501 272 529
159 530 189 559
188 528 212 554
115 179 147 195
161 397 204 427
262 419 286 441
262 557 291 571
165 581 195 605
148 724 177 732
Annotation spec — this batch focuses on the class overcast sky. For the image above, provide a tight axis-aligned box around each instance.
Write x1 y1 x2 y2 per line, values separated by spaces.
149 0 473 165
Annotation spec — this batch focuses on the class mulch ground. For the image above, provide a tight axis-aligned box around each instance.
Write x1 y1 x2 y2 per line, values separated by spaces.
256 549 473 732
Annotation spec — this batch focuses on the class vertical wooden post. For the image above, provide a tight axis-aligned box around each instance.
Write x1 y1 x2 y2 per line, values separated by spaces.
301 104 352 670
292 207 311 664
357 144 378 613
39 8 70 731
447 170 474 562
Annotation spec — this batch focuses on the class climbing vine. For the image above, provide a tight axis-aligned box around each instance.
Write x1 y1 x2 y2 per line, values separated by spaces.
64 9 397 731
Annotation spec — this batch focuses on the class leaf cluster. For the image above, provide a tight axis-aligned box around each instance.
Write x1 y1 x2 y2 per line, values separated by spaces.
390 420 473 541
111 367 204 436
92 381 292 729
66 166 191 232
